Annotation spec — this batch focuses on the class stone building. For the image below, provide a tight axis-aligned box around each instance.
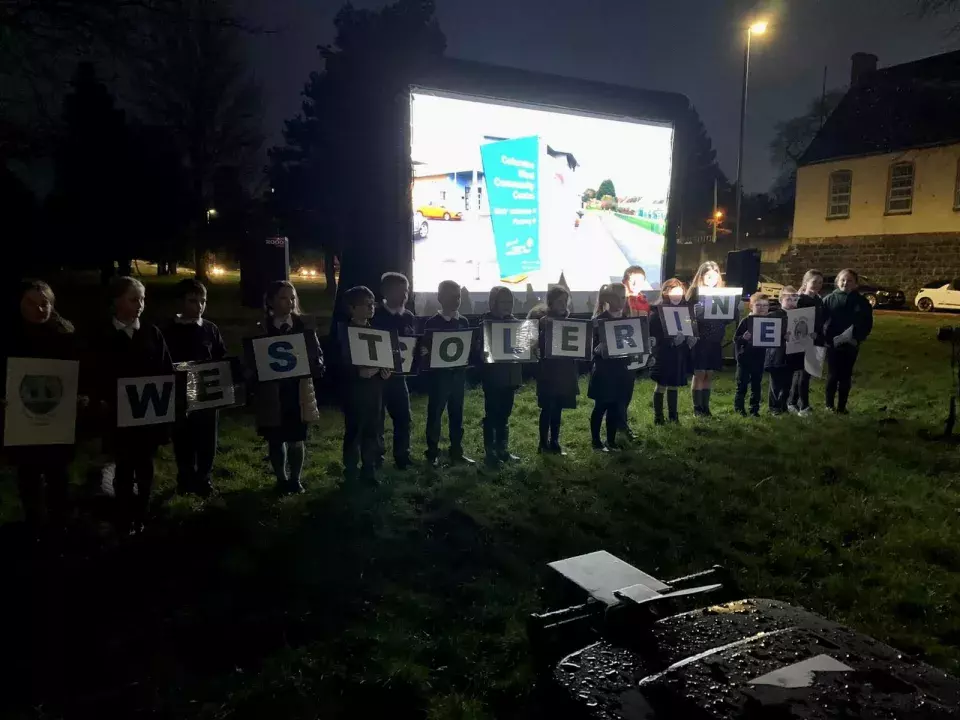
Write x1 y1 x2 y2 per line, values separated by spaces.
782 50 960 301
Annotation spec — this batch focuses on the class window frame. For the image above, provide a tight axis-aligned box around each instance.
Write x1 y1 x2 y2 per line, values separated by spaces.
885 161 915 215
826 169 853 220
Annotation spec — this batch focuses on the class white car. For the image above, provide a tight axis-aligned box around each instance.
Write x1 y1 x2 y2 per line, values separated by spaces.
756 274 784 298
915 279 960 312
413 214 429 241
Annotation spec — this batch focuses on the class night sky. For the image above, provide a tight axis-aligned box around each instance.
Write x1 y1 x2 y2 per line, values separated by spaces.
243 0 957 193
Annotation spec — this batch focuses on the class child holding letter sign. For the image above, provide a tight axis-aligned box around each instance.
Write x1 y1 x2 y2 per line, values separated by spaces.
2 280 82 538
423 280 475 466
589 283 633 451
734 293 769 416
342 286 390 483
371 272 416 470
478 286 523 467
788 269 825 415
686 261 726 417
649 279 693 424
529 286 580 455
164 279 227 497
255 281 323 494
764 286 803 415
822 269 873 414
93 276 173 534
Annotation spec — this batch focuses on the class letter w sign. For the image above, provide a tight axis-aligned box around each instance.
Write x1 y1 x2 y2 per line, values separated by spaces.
117 375 177 427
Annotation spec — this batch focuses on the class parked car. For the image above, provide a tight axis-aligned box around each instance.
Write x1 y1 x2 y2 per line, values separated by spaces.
915 279 960 312
756 274 784 298
413 214 429 241
821 275 906 308
416 203 462 221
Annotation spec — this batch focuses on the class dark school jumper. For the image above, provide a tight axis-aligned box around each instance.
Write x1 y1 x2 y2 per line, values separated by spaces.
371 303 416 467
163 317 227 494
687 287 727 415
588 311 634 448
733 315 766 416
478 312 523 462
822 289 873 412
422 312 472 462
763 309 802 414
649 311 691 423
531 309 579 452
788 292 824 411
342 319 384 480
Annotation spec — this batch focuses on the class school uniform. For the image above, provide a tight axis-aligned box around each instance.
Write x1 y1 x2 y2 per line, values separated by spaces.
822 289 873 412
164 316 227 495
649 308 691 423
2 315 80 533
588 311 633 448
342 320 384 480
688 287 728 416
530 309 579 451
423 312 473 463
478 312 523 462
763 309 800 414
734 315 765 415
93 317 173 530
371 302 416 468
788 293 824 412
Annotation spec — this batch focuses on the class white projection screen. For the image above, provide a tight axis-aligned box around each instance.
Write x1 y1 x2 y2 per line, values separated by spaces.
409 89 674 314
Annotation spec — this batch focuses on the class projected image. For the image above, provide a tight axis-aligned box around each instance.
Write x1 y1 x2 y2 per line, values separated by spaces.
410 90 674 313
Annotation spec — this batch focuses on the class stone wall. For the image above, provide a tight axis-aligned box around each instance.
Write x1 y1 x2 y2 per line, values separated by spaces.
775 232 960 303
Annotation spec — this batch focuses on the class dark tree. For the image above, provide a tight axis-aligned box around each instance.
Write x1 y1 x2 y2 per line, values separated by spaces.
676 104 732 237
136 0 263 281
270 0 445 309
596 179 617 200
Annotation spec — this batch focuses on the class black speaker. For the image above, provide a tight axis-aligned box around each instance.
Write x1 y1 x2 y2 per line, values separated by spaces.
726 249 761 295
241 236 290 309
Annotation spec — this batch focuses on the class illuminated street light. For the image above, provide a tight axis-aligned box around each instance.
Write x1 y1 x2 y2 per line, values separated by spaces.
734 19 769 250
206 208 218 222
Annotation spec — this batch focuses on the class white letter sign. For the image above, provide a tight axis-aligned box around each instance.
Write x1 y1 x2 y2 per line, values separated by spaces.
752 317 783 348
118 375 177 427
4 358 79 446
177 360 239 413
344 325 400 371
544 319 591 360
785 307 816 355
397 336 419 375
250 333 311 382
659 305 695 337
484 320 538 363
426 329 474 369
701 288 742 321
600 317 650 358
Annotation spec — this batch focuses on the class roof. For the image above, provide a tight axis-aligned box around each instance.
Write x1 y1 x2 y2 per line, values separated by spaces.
800 50 960 166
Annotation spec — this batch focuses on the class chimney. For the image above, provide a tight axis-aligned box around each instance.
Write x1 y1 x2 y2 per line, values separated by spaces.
850 52 879 87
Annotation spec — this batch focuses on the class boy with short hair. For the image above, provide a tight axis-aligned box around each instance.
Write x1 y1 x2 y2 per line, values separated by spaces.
165 278 227 496
342 285 387 483
371 272 416 470
733 292 769 417
423 280 475 467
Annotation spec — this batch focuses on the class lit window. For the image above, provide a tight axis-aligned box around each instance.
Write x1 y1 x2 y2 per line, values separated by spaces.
827 170 852 219
886 162 915 214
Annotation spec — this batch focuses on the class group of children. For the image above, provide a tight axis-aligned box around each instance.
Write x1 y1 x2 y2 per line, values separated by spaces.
4 262 873 538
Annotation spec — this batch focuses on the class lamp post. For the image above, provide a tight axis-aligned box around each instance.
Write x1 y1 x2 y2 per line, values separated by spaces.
734 20 767 251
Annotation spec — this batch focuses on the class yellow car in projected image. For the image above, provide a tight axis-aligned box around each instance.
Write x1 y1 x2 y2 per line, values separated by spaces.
416 203 462 221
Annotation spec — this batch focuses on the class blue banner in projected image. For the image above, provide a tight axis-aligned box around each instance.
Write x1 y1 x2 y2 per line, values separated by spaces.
480 136 541 280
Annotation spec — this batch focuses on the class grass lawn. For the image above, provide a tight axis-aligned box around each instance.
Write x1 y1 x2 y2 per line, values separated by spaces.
3 273 960 718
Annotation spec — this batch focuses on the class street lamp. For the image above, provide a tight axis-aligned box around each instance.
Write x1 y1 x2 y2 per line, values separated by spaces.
206 208 218 224
734 19 768 250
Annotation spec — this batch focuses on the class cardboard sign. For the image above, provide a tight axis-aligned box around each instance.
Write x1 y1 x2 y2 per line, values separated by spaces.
626 354 650 371
4 358 79 446
483 320 538 363
701 288 742 321
117 375 177 427
599 317 650 358
424 329 475 369
250 333 312 382
805 345 826 378
343 325 401 371
751 316 783 348
176 359 243 413
397 336 419 375
544 319 592 360
659 305 695 337
785 307 816 355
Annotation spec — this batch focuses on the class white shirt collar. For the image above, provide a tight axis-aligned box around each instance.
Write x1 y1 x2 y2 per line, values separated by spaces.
175 315 203 326
382 300 404 316
439 310 460 322
273 314 293 330
113 317 140 337
608 309 624 319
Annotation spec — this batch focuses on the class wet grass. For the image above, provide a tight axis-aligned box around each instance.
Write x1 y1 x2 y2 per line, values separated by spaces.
1 274 960 718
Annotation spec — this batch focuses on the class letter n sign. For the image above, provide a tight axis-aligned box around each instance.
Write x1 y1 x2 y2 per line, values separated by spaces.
250 333 312 382
118 375 177 427
600 317 650 358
